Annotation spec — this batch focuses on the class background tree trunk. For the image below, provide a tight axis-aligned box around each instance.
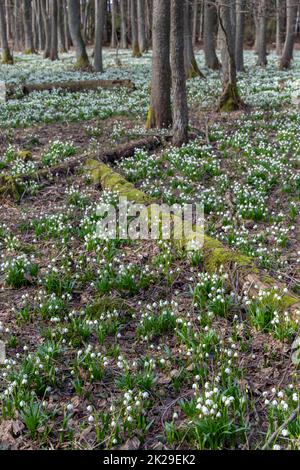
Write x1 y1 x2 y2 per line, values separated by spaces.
235 0 245 71
280 0 299 69
217 0 243 111
276 0 285 55
58 0 67 53
256 0 267 66
23 0 35 53
50 0 59 60
147 0 172 129
0 0 13 63
131 0 142 56
203 0 220 69
67 0 90 69
110 0 117 48
171 0 188 146
184 0 203 78
94 0 105 72
120 0 127 48
40 0 51 58
138 0 147 52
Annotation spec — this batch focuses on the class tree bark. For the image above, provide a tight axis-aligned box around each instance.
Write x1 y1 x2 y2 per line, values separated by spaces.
94 0 106 72
171 0 189 147
110 0 117 48
184 0 203 78
217 0 243 111
203 0 220 69
40 0 51 58
23 0 35 53
280 0 299 69
276 0 285 55
120 0 127 48
131 0 142 56
146 0 172 129
58 0 67 52
138 0 147 52
235 0 245 71
0 0 13 63
67 0 90 69
50 0 59 60
256 0 267 66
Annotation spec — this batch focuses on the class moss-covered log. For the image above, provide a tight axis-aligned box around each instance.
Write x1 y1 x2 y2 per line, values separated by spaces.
86 160 300 318
5 79 136 100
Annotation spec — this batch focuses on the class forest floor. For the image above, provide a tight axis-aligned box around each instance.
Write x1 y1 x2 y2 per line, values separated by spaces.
0 49 299 450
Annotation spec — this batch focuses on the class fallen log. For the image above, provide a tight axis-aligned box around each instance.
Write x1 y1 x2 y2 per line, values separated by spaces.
0 136 162 199
4 79 136 100
86 159 300 319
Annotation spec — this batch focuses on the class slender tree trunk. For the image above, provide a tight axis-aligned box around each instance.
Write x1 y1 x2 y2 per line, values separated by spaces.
120 0 127 48
184 0 203 78
146 0 172 129
50 0 59 60
276 0 285 55
23 0 35 53
40 0 51 58
0 0 13 63
217 0 243 111
67 0 90 69
138 0 147 52
256 0 267 66
203 0 220 69
235 0 245 71
280 0 299 69
94 0 105 72
131 0 142 56
111 0 117 48
171 0 188 147
192 0 198 46
58 0 67 52
36 0 45 51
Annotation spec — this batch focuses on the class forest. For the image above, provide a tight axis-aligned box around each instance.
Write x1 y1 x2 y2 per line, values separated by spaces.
0 0 300 454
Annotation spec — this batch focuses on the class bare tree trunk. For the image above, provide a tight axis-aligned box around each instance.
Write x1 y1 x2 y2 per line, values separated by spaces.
171 0 188 146
36 0 45 51
192 0 198 46
138 0 147 52
58 0 67 52
146 0 172 129
94 0 105 72
67 0 90 69
40 0 51 58
217 0 243 111
280 0 299 69
50 0 59 60
256 0 267 66
235 0 245 71
276 0 285 55
184 0 203 78
131 0 142 56
23 0 35 53
111 0 117 48
14 0 23 51
203 0 220 69
0 0 13 63
120 0 127 48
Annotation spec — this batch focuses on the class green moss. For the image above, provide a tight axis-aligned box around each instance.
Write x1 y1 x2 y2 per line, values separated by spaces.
146 107 154 129
132 43 142 58
218 82 244 113
0 176 22 200
2 49 13 65
86 297 132 317
75 54 90 70
85 159 152 203
204 240 256 274
186 59 204 80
